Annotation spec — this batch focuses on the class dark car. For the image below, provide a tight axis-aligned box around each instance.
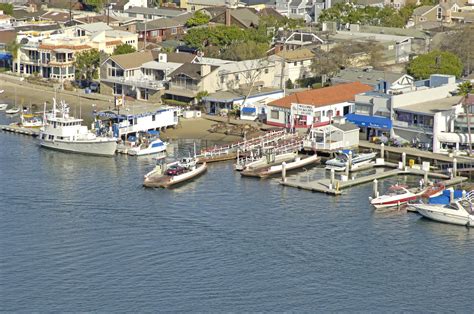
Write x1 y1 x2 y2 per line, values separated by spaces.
166 166 185 176
89 82 100 92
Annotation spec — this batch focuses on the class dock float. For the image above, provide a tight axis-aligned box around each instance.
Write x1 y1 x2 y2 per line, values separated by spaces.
1 125 39 137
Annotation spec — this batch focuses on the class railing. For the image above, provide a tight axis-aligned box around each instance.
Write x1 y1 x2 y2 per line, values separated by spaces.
392 120 433 132
101 77 165 90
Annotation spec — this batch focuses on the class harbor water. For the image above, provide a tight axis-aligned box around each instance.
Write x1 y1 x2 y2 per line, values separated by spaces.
1 113 473 311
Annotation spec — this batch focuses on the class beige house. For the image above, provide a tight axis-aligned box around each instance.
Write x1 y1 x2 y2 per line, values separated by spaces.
412 0 473 27
269 48 316 88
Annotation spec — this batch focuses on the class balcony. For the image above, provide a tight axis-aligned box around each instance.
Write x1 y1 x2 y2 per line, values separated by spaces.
455 114 474 130
101 76 165 90
392 120 433 134
169 82 199 91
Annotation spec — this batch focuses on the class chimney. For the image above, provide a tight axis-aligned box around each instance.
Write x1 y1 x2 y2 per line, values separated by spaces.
158 53 167 63
225 8 231 27
200 64 211 77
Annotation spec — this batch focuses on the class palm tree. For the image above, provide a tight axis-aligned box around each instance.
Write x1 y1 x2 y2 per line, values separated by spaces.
5 40 21 72
459 81 473 155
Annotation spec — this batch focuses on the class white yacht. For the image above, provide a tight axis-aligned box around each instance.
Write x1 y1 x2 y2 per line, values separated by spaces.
326 150 377 171
39 99 117 156
412 191 474 227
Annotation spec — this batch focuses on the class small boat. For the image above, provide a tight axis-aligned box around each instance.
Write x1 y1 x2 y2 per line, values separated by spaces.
0 103 8 111
420 182 445 198
0 89 4 94
143 157 207 188
413 190 474 227
369 184 419 209
128 137 168 156
326 150 377 171
5 107 20 114
20 114 43 128
237 151 298 172
241 154 320 178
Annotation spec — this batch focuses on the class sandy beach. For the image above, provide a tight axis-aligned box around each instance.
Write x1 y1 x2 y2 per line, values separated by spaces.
161 118 242 142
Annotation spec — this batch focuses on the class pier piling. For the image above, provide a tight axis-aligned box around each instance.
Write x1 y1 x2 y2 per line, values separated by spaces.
380 143 385 159
453 158 457 179
330 168 335 186
282 162 287 183
373 179 378 198
402 152 406 169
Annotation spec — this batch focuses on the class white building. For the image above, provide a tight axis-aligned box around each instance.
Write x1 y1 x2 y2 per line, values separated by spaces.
303 116 360 151
266 82 373 128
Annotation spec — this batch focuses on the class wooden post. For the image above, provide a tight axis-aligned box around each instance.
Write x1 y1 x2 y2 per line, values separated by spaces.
373 179 378 198
424 171 428 185
330 168 335 187
345 161 350 177
348 151 353 171
450 189 454 203
282 162 287 183
402 152 406 168
453 158 457 178
380 143 385 160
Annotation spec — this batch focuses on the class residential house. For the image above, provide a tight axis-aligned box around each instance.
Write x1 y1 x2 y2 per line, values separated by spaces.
331 67 414 91
123 6 186 21
39 11 71 24
137 18 185 43
207 7 260 28
0 11 13 26
164 63 220 105
269 48 316 88
0 30 16 68
275 0 314 23
100 50 195 101
266 81 373 128
273 32 324 52
412 0 473 28
14 22 138 80
183 0 237 12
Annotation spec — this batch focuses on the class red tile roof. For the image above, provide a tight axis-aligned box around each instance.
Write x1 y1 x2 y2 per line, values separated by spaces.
269 82 373 109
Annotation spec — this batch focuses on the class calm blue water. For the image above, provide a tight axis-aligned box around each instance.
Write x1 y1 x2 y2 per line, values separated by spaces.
1 113 473 312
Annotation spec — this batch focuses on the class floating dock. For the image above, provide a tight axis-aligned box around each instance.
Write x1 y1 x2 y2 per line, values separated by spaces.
1 124 39 137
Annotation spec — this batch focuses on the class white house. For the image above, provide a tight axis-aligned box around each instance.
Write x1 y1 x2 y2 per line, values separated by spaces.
269 48 316 88
266 82 373 128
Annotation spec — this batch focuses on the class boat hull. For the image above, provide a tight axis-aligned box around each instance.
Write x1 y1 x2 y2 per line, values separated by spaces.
414 204 474 227
143 163 207 188
371 195 418 209
40 139 117 156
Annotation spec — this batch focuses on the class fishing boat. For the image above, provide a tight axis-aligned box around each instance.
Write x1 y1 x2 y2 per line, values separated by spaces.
5 107 20 114
127 131 168 156
241 154 320 178
412 190 474 227
326 150 377 171
369 184 420 209
143 157 207 188
0 103 8 111
20 114 43 128
39 99 117 156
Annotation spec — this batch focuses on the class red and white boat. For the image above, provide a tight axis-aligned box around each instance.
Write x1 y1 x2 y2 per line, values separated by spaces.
420 183 445 198
369 184 419 209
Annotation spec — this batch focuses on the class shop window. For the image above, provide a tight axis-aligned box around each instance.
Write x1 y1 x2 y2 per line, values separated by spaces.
271 110 279 119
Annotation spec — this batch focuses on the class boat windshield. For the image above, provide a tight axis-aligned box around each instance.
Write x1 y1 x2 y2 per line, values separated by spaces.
337 154 348 162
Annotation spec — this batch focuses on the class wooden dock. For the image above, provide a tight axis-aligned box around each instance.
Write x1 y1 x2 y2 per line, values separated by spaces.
1 124 39 137
280 164 467 196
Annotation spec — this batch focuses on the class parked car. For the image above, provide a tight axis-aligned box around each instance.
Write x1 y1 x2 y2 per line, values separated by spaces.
89 82 100 92
166 166 185 176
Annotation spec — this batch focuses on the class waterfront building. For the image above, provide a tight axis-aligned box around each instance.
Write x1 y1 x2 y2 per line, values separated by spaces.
14 22 138 80
303 116 360 151
331 67 414 90
269 48 316 89
265 82 373 128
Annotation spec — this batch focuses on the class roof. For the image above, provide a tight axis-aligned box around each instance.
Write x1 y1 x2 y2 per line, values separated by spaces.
413 5 435 16
395 96 463 115
203 87 282 102
169 63 218 80
332 68 409 86
333 121 359 132
276 48 315 61
74 15 118 25
109 51 154 69
40 11 70 23
166 52 196 63
0 30 17 44
269 82 373 109
124 6 186 17
359 25 429 39
172 12 193 24
141 60 182 71
137 18 183 31
256 7 285 20
188 0 226 5
217 58 273 74
76 22 112 33
230 8 260 28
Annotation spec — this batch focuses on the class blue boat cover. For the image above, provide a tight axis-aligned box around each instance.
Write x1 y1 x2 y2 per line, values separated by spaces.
345 113 392 130
147 130 159 135
428 190 464 204
241 107 256 114
151 141 164 148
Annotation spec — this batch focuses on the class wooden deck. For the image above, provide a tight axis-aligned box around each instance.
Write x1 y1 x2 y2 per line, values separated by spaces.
1 124 40 137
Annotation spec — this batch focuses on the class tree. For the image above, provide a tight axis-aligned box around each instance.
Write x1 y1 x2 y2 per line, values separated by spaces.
459 81 473 155
185 11 210 27
407 50 463 80
83 0 104 12
0 3 13 15
113 43 136 55
285 79 294 89
74 49 100 80
221 41 268 61
438 26 474 76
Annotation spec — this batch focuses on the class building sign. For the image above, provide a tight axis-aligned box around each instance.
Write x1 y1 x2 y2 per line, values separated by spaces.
291 103 314 116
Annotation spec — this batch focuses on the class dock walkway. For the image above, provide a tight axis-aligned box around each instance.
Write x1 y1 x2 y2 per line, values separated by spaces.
1 124 39 137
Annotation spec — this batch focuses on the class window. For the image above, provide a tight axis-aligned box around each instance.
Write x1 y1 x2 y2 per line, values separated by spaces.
171 27 177 34
271 110 279 119
151 31 157 36
437 7 442 20
152 115 155 121
191 5 196 11
294 62 297 66
264 68 269 74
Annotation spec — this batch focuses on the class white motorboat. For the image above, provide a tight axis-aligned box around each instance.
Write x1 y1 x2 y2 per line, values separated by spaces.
20 114 43 128
143 157 207 188
412 190 474 227
127 132 168 156
370 184 420 209
241 154 320 178
0 103 8 111
0 89 4 94
326 150 377 171
39 99 117 156
5 107 20 114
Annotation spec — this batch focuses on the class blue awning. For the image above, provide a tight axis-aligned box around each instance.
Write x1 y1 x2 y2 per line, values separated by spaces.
345 113 392 130
241 107 256 114
0 52 12 61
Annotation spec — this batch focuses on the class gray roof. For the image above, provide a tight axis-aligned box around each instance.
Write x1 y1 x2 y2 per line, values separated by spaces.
137 18 183 31
413 5 435 16
333 121 359 132
289 0 303 7
170 63 218 80
359 25 430 39
76 22 113 33
332 68 408 86
395 96 463 115
203 87 282 102
172 12 193 24
124 7 186 17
